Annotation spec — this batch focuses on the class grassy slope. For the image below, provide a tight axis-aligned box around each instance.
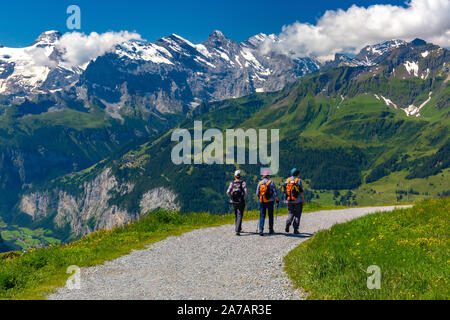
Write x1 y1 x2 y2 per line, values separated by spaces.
104 76 448 213
36 70 447 219
284 198 449 299
0 102 184 249
0 203 339 300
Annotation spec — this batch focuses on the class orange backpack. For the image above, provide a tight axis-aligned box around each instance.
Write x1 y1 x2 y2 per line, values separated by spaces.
285 177 300 201
259 180 273 203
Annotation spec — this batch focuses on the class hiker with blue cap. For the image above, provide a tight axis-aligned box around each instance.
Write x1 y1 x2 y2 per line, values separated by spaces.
282 168 305 234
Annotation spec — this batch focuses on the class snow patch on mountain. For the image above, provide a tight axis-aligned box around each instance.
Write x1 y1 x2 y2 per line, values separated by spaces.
337 95 345 109
194 44 212 58
216 49 232 63
240 48 262 69
115 42 173 65
380 95 398 109
421 50 430 58
194 56 216 68
404 61 419 76
402 91 432 117
421 68 430 79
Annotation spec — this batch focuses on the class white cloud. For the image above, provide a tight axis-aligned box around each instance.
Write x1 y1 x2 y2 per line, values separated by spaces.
57 31 144 68
262 0 450 61
27 46 58 68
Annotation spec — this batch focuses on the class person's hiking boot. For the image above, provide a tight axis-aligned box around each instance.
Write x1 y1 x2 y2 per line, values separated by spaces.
293 229 300 234
236 232 240 236
259 231 264 236
285 226 290 233
269 229 275 235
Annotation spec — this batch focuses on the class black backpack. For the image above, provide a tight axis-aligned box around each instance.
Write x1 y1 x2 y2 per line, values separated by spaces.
230 180 245 203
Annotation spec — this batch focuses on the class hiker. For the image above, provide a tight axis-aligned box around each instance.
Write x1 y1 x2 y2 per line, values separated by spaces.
256 170 280 236
282 168 305 234
227 170 248 236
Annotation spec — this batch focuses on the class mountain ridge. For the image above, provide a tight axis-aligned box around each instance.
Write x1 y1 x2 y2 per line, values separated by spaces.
0 30 319 105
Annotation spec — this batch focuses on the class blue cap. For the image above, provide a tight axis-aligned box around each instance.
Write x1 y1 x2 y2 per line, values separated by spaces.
290 168 300 176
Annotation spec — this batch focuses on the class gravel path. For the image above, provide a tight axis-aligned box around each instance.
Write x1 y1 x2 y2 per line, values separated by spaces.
48 206 410 300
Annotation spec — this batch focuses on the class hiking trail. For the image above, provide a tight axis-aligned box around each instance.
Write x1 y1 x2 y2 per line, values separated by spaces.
49 206 410 300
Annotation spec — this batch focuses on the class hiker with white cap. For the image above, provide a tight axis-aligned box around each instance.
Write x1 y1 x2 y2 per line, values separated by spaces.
227 170 248 236
256 170 280 236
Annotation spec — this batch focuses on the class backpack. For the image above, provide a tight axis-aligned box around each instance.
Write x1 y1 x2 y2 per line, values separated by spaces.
259 180 273 203
285 177 300 201
230 180 245 203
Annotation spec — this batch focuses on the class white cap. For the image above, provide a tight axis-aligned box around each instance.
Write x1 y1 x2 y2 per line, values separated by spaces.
234 170 241 177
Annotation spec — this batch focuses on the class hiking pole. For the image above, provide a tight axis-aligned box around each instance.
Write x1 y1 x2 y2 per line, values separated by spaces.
256 200 261 233
246 202 249 216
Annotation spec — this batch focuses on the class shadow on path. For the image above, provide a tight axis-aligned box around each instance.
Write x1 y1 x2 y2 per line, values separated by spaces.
238 231 314 238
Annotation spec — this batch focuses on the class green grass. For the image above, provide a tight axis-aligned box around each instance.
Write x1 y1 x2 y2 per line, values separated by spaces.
284 198 450 299
0 226 61 252
0 202 338 300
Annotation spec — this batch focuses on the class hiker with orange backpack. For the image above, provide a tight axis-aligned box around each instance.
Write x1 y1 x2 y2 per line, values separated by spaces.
227 170 248 236
282 168 305 234
256 170 280 236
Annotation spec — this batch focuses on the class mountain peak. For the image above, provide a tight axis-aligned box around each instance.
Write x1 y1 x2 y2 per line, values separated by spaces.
361 39 406 53
32 31 62 46
169 33 194 45
334 53 355 63
210 30 225 37
410 38 427 46
208 30 228 43
353 39 407 64
246 33 279 47
171 33 186 40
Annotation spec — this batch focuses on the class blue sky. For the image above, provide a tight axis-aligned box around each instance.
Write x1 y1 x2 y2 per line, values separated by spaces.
0 0 408 47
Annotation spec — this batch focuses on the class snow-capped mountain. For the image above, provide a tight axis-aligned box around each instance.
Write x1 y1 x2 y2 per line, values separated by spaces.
321 53 372 71
74 30 321 116
0 31 447 119
0 31 83 99
354 39 407 64
0 30 321 112
357 38 449 81
321 39 408 70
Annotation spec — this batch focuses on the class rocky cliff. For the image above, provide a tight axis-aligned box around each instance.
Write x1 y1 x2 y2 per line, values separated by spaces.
19 168 180 236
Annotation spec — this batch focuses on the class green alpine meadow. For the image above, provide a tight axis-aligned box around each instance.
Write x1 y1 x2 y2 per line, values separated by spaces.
284 198 449 299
